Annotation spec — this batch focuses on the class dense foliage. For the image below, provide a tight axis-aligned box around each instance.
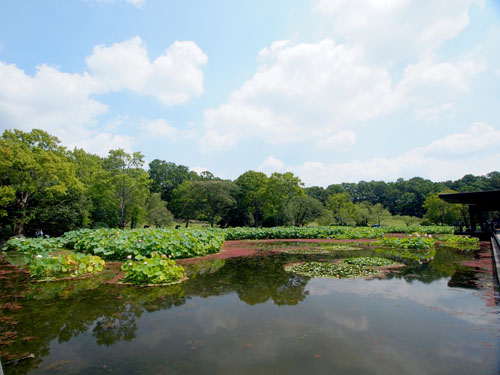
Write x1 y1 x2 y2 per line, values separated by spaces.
382 225 453 234
120 253 186 285
29 253 105 280
1 129 498 238
437 235 480 251
224 226 385 240
376 236 436 249
64 228 226 260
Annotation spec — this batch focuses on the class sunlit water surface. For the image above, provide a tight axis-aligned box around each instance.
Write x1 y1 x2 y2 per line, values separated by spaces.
1 243 499 375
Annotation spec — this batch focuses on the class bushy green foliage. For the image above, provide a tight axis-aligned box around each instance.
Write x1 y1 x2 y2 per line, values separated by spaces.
382 225 454 234
62 228 225 260
224 226 385 240
29 253 105 279
343 257 399 267
3 236 65 254
120 253 186 285
376 236 435 249
437 235 480 251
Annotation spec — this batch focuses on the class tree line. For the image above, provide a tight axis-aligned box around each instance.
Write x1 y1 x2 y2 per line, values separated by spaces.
1 129 499 237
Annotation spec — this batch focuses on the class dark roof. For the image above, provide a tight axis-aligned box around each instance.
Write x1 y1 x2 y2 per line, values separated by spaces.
439 190 500 210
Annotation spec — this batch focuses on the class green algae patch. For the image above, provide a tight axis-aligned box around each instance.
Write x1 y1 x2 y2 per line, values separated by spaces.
285 257 403 279
284 261 380 279
343 257 400 267
281 244 361 255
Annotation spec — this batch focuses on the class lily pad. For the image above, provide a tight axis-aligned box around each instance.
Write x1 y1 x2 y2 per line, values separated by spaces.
284 261 380 279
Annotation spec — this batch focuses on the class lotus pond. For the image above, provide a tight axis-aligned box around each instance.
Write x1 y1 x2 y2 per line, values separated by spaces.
1 240 499 374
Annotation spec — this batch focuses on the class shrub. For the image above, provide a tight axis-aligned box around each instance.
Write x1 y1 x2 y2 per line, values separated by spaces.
29 253 105 279
375 236 435 249
3 236 65 255
62 228 225 260
437 235 480 251
224 226 385 240
120 253 186 285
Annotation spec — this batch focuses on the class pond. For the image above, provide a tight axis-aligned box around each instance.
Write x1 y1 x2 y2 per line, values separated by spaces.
1 241 499 374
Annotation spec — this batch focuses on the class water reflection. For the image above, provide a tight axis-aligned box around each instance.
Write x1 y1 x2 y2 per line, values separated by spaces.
0 244 498 375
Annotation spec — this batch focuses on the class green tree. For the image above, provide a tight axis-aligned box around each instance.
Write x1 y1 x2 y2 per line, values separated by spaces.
326 193 356 226
235 171 268 226
285 195 326 226
103 150 150 229
146 193 173 228
0 129 80 235
170 181 204 227
423 190 462 225
195 181 238 227
262 172 305 226
148 160 198 202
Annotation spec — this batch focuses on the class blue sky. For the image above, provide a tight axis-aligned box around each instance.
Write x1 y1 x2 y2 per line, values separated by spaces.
1 0 499 186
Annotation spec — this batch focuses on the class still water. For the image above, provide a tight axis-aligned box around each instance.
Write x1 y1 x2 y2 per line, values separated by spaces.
1 242 499 374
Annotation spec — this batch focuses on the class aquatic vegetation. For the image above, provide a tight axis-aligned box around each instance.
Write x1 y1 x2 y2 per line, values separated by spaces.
281 244 361 254
63 228 225 260
3 236 65 255
343 257 399 267
29 253 105 280
437 235 480 251
382 225 454 234
285 261 380 279
224 226 385 240
376 236 435 249
121 253 186 285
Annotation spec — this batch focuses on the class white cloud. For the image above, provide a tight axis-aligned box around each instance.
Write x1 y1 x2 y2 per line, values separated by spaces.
126 0 145 9
258 156 285 173
202 39 396 153
87 37 207 105
315 0 481 62
139 118 179 138
317 130 356 150
87 0 145 9
190 166 210 175
414 103 454 121
287 123 500 186
68 132 134 156
0 36 207 152
201 38 482 153
199 130 238 154
0 62 106 132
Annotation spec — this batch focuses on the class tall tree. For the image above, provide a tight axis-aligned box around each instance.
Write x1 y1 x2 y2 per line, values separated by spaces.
146 193 173 228
423 190 463 225
148 160 196 202
0 129 80 235
195 181 238 227
103 150 150 229
326 193 356 226
170 181 204 227
262 172 304 226
235 171 268 226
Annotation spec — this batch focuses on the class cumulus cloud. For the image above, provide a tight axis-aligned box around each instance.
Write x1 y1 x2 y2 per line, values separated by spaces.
315 0 481 62
87 37 207 105
200 37 482 153
0 36 207 152
201 39 396 152
286 123 500 186
317 131 357 150
258 156 285 173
